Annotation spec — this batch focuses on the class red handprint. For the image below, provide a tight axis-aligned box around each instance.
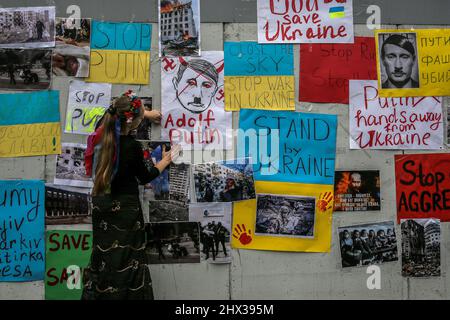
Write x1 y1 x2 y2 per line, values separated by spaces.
233 224 252 245
317 192 333 212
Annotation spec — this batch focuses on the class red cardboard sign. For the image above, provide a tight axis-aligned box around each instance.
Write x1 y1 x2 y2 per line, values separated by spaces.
395 153 450 222
299 37 377 104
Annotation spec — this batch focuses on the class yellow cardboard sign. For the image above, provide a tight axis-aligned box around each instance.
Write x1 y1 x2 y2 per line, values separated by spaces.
375 29 450 97
86 49 150 85
0 122 61 158
225 76 295 111
231 181 333 253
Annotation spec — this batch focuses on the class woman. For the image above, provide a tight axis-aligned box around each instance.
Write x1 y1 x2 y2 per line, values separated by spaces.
82 90 178 300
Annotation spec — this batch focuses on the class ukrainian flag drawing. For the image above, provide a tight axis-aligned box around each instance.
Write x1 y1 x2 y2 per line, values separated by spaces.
0 91 61 158
329 6 345 19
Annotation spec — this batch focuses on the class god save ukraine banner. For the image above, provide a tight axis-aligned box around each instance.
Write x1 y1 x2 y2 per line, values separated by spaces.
234 110 337 253
87 21 152 84
0 91 61 158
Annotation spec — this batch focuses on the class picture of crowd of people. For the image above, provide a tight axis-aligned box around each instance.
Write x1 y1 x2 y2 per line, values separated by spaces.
193 158 256 203
334 171 381 212
189 203 232 264
0 48 51 90
255 194 315 238
338 221 398 268
0 7 55 47
401 219 441 277
146 222 200 264
53 18 91 77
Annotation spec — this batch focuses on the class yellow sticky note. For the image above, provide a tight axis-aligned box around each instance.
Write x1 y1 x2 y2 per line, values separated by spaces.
376 29 450 97
225 76 295 111
0 122 61 158
231 181 334 253
86 49 150 85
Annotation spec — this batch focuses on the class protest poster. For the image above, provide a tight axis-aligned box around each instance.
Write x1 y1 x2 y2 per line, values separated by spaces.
334 170 380 212
350 80 443 150
234 109 337 253
0 180 45 281
189 203 233 264
146 222 200 264
395 153 450 222
45 184 92 225
45 230 92 300
232 180 334 253
193 158 256 203
65 80 112 135
401 219 441 277
0 6 55 48
0 91 61 158
257 0 354 44
224 41 294 111
54 143 93 188
238 109 337 184
299 37 377 103
86 21 152 84
161 51 232 150
159 0 200 57
338 221 398 268
53 18 91 77
447 103 450 146
375 29 450 97
0 48 52 90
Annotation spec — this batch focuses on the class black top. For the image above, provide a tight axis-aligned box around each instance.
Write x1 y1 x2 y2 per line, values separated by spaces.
110 135 160 195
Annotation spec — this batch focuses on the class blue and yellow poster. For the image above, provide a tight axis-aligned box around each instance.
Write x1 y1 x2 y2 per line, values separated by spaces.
0 91 61 158
224 42 295 111
0 180 45 281
86 21 152 84
233 110 337 253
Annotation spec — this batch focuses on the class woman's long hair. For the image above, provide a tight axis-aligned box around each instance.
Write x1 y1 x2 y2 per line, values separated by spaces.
92 96 140 196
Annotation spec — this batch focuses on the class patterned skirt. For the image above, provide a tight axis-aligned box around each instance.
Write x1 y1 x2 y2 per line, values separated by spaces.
81 194 154 300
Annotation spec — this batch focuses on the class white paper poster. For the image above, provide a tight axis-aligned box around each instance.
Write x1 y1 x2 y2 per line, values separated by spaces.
257 0 354 44
65 80 112 135
349 80 443 150
161 51 232 150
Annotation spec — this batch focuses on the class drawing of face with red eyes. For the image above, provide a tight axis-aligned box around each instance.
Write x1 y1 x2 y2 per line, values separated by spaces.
172 59 219 114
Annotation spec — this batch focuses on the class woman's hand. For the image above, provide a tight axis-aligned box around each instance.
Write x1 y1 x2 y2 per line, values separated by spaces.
155 144 181 173
144 110 162 124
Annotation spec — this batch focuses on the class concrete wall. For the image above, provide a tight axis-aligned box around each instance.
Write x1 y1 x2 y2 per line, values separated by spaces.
1 2 450 300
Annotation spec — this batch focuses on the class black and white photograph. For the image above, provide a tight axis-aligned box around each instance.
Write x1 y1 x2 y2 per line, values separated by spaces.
193 158 256 203
53 18 91 77
149 200 189 222
0 48 51 90
255 194 315 238
334 170 381 212
0 6 55 48
45 183 92 225
54 143 93 188
338 221 398 268
189 203 232 264
378 32 420 89
146 222 200 264
159 0 201 57
401 219 441 277
447 103 450 146
132 97 153 140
